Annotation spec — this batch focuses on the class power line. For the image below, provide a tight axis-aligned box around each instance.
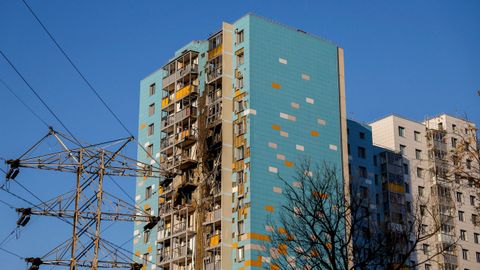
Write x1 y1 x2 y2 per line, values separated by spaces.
20 0 162 168
0 77 50 128
0 49 79 145
0 198 15 210
0 246 24 259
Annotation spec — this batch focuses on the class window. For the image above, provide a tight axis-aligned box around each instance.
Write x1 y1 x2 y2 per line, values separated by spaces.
475 233 480 244
147 123 154 136
451 137 457 148
147 144 153 156
234 99 245 113
460 229 467 241
374 174 379 185
418 186 424 197
236 50 244 66
403 163 409 174
373 155 377 166
415 149 422 160
438 122 443 130
459 211 465 222
144 230 150 244
400 144 406 155
462 249 468 260
466 159 472 170
142 253 149 266
237 246 245 261
358 147 366 159
234 119 246 136
414 131 421 141
149 83 156 96
149 103 155 116
476 252 480 263
472 214 478 225
425 264 431 270
236 30 244 44
347 144 350 155
398 126 405 137
421 224 428 234
422 244 429 255
236 76 244 89
238 220 245 235
234 146 244 161
457 192 463 203
359 132 365 139
146 186 152 199
417 167 424 178
420 205 426 216
358 166 368 178
405 183 410 194
470 195 476 206
452 124 457 131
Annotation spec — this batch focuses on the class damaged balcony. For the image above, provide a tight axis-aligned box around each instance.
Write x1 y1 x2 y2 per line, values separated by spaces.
162 51 200 88
204 255 221 270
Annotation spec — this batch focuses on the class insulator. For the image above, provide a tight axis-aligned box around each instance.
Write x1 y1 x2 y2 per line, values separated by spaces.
16 208 32 227
131 262 143 270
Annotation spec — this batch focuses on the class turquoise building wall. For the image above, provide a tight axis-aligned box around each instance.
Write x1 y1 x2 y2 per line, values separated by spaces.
231 14 345 268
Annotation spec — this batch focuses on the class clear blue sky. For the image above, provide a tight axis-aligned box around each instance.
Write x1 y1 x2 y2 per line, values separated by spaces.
0 0 479 268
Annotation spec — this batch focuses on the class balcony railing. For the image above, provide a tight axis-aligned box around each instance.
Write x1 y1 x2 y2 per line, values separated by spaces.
172 245 193 258
162 64 199 88
160 135 175 149
173 221 187 234
204 257 221 270
205 234 221 248
206 66 222 83
176 85 198 101
204 209 221 224
161 115 175 129
208 45 222 60
158 228 171 240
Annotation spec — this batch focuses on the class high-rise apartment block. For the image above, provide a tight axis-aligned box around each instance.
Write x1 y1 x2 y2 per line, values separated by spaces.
134 13 478 270
370 114 479 270
135 14 347 270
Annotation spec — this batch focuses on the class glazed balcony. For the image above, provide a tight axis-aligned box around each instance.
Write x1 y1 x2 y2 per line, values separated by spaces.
208 44 222 60
204 257 221 270
203 209 221 225
205 233 221 250
162 64 199 88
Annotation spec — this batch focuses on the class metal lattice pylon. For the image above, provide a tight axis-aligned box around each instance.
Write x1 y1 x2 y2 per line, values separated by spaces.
5 128 167 269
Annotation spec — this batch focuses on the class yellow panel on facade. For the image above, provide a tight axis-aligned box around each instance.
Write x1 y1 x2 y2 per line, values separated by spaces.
278 227 287 234
284 160 294 167
271 124 281 131
246 233 270 241
278 244 287 255
208 44 223 59
134 250 140 257
270 264 280 270
210 234 220 246
245 256 262 267
310 130 319 137
147 246 152 253
271 82 281 89
264 205 274 212
176 85 192 100
143 204 150 210
387 182 405 193
139 123 146 129
161 97 169 108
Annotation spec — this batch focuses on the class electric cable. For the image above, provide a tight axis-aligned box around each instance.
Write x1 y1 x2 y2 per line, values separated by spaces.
20 0 162 169
0 77 50 128
0 246 24 259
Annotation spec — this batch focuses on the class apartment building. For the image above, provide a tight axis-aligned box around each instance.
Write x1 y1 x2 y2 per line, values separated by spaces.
370 114 479 270
347 119 412 268
134 14 347 270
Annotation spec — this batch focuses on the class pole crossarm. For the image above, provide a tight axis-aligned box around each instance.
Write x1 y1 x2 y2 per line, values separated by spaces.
5 128 162 269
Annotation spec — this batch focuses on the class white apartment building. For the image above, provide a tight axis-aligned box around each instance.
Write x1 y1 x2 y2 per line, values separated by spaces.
370 114 479 270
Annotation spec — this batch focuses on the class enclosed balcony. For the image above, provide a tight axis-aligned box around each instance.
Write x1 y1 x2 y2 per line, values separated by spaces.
205 233 221 250
204 256 221 270
203 209 221 225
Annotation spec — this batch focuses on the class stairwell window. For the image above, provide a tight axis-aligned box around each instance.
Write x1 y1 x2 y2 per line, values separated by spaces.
459 210 465 222
236 50 244 66
398 126 405 137
400 144 406 155
149 83 156 96
142 253 149 266
147 144 153 156
237 246 245 262
146 186 152 199
358 147 366 159
144 230 150 244
149 103 155 116
358 166 367 178
148 123 154 136
236 30 244 44
414 131 421 141
415 149 422 160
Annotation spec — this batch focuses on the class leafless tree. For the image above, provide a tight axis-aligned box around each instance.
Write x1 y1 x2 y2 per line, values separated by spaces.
265 159 458 270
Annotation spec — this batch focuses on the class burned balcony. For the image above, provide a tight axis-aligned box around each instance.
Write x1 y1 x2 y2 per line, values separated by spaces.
203 208 221 225
176 85 199 102
160 135 175 152
171 245 193 261
162 50 200 88
205 233 221 250
175 129 198 149
204 256 221 270
157 248 172 265
161 114 175 131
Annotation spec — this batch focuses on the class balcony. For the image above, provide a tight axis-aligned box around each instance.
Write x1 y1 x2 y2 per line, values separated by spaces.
158 228 172 241
205 234 221 250
172 245 193 261
176 106 197 123
204 257 221 270
162 64 199 88
206 65 222 83
208 45 222 60
203 209 221 225
175 129 197 148
176 85 198 101
159 204 173 217
157 248 172 264
160 135 175 151
161 114 175 131
165 153 197 171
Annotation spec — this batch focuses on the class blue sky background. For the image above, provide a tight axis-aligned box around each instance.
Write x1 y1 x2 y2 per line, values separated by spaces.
0 0 479 268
